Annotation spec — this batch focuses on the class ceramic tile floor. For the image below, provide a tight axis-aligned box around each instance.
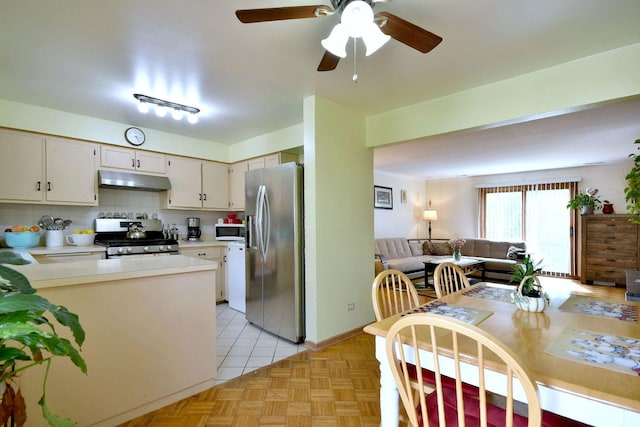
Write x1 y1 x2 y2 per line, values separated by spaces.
215 302 306 385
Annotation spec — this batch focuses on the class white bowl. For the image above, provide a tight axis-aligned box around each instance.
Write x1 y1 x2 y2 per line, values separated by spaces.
65 233 96 246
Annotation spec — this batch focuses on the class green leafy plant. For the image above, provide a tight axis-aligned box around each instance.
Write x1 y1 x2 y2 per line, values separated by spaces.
511 255 544 297
0 265 86 427
624 138 640 224
566 187 602 210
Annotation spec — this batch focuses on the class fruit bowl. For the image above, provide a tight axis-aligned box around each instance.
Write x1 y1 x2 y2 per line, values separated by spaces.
4 231 42 249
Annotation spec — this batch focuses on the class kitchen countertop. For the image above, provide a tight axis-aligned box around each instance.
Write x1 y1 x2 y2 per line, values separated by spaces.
5 255 217 290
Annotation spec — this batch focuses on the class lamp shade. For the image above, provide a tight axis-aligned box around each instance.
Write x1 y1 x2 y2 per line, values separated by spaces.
423 209 438 221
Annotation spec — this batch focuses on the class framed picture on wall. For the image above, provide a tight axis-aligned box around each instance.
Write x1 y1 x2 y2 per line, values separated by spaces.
374 186 393 209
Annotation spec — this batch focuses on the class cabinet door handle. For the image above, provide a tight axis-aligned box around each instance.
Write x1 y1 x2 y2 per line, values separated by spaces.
36 181 41 191
203 193 207 201
47 181 52 191
132 158 135 168
137 159 141 168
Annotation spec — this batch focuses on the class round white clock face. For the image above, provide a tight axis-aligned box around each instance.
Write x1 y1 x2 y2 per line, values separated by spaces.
125 127 145 146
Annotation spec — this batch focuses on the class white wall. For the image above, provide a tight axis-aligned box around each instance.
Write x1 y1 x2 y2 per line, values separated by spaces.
425 160 632 239
374 171 427 238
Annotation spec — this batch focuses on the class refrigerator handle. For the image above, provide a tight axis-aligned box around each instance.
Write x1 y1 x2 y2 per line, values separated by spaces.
256 185 266 260
263 188 270 261
246 215 256 249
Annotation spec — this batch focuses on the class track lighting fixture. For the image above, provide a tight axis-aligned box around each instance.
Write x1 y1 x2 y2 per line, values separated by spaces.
133 93 200 124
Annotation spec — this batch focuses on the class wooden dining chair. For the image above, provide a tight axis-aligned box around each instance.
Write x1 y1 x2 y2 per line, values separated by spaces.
372 269 421 321
385 313 590 427
433 262 471 298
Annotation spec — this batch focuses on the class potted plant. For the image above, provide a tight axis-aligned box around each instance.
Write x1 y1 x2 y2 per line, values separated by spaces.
624 138 640 224
448 237 466 262
0 265 86 427
510 255 549 312
566 187 602 215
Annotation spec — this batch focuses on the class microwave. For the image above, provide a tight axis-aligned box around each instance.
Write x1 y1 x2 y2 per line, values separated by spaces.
215 224 245 241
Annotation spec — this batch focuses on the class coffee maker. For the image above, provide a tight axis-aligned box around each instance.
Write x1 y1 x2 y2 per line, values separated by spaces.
187 217 201 241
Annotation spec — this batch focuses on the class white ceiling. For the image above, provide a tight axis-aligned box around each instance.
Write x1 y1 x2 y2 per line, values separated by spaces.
1 1 639 179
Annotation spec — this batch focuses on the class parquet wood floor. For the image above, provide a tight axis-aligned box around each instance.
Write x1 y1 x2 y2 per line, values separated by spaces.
118 333 382 427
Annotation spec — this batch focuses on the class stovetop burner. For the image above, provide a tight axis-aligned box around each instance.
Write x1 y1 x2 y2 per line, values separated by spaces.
94 218 180 257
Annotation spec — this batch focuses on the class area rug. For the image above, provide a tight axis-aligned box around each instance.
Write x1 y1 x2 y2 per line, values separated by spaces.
545 327 640 376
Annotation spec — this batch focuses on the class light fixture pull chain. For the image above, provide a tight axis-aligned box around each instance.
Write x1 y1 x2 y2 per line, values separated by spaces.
352 38 358 83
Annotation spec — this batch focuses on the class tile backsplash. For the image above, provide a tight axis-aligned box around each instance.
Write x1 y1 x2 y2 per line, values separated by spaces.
0 188 243 242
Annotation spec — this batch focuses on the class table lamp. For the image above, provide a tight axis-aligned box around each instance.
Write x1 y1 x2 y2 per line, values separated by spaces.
423 206 438 241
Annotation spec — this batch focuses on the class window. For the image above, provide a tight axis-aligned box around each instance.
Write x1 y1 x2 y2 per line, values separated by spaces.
478 181 578 277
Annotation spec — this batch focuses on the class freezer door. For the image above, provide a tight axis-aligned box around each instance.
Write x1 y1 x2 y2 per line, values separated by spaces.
261 163 304 343
244 168 264 328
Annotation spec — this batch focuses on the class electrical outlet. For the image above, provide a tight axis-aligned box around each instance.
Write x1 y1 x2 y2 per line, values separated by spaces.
347 303 355 311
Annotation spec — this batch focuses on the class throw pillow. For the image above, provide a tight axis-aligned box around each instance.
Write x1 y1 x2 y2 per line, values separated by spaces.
507 245 526 260
423 241 434 255
431 242 452 256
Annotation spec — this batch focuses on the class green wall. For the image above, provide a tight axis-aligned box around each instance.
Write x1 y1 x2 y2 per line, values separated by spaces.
367 42 640 147
303 96 374 343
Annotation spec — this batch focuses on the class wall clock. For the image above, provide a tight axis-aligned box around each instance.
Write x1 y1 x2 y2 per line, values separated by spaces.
125 127 145 146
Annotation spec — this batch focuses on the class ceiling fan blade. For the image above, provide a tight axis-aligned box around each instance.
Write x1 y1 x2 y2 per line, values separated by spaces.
236 6 329 23
375 12 442 53
317 51 341 71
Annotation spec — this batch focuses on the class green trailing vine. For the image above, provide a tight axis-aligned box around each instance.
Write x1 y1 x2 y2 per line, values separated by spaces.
625 138 640 224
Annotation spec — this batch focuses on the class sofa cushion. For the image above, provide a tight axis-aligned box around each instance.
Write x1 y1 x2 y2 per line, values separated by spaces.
375 238 414 260
463 239 525 259
386 255 444 273
423 241 452 256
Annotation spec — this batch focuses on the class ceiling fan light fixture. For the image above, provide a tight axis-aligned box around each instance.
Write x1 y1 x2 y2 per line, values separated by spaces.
321 1 389 59
341 1 373 38
321 23 349 57
155 105 167 117
187 112 198 124
362 24 390 56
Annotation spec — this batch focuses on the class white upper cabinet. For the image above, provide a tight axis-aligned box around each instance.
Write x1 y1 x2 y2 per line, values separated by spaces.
164 156 228 210
0 129 98 205
100 145 166 174
228 161 249 210
45 137 99 205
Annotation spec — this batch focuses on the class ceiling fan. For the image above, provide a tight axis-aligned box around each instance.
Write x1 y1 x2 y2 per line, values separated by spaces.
235 0 443 72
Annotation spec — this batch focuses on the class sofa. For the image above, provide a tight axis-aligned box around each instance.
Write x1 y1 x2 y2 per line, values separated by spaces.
374 237 527 283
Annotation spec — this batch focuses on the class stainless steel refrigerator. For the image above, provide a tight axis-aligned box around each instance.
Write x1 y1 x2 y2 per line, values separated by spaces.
245 162 304 343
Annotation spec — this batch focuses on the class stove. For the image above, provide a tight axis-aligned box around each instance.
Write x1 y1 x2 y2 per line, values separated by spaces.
95 218 179 258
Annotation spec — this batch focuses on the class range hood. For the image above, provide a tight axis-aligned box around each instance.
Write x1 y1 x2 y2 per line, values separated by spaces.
98 170 171 192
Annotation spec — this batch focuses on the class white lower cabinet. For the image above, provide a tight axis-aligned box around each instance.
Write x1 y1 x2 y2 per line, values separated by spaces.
180 246 226 301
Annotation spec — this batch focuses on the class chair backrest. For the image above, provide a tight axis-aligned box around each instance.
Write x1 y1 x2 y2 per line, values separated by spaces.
372 269 421 321
385 313 542 427
433 262 471 298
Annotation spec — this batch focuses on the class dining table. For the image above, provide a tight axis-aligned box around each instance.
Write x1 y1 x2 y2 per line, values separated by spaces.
363 281 640 427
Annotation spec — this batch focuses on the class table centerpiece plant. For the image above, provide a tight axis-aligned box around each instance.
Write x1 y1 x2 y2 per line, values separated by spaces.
510 255 549 312
566 187 602 215
0 265 87 427
448 238 466 262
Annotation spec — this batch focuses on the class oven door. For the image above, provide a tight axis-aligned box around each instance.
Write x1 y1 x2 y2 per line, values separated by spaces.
106 252 178 259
